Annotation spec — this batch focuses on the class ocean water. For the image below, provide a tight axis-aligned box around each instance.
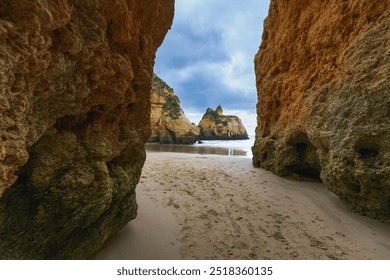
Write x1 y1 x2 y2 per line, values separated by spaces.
145 135 255 157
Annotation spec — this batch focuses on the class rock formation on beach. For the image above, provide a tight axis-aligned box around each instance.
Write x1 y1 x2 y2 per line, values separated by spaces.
0 0 174 259
149 75 200 144
198 106 249 140
253 0 390 222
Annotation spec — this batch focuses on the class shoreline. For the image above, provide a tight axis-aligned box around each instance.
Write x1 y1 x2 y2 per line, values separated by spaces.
95 152 390 260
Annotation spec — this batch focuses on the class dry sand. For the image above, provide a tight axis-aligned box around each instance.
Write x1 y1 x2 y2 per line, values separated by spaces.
95 152 390 260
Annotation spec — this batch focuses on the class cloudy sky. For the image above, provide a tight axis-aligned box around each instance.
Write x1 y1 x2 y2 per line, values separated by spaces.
154 0 270 135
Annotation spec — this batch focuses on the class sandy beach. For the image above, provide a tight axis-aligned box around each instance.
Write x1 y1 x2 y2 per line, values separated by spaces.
95 152 390 260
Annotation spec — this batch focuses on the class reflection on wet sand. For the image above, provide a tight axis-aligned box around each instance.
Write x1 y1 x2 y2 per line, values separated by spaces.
145 143 247 156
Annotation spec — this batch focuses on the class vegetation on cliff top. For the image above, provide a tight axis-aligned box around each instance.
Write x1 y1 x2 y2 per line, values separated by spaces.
162 95 181 119
152 74 181 119
203 107 228 126
152 74 173 94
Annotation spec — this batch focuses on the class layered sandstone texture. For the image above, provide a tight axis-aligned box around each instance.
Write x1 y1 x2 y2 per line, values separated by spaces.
149 75 200 144
253 0 390 222
0 0 174 259
199 106 249 140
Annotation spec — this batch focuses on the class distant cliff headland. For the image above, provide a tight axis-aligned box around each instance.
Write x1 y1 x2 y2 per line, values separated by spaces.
150 75 249 143
198 106 249 140
150 74 199 144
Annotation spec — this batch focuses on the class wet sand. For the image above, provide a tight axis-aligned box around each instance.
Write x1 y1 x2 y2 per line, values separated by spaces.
95 152 390 260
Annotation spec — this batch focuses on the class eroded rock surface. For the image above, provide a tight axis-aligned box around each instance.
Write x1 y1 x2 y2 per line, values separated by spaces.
199 106 249 140
149 75 199 144
253 0 390 222
0 0 174 259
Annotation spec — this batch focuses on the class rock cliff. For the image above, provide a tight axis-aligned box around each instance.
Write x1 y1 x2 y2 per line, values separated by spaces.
0 0 174 259
199 106 249 140
149 75 200 144
253 0 390 222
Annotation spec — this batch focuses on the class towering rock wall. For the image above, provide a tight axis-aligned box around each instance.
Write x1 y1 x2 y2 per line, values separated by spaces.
0 0 174 259
150 75 200 144
253 0 390 222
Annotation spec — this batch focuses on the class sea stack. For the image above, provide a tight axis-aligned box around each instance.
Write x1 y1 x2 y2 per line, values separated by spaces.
252 0 390 222
149 75 200 144
198 106 249 140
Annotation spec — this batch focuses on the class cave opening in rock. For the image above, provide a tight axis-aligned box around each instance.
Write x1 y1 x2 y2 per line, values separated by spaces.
350 183 362 194
288 164 321 180
358 147 379 159
286 133 322 181
295 143 308 155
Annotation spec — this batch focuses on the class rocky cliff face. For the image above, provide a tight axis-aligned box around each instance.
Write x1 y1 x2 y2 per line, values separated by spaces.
149 75 200 144
253 0 390 222
0 0 174 259
199 106 249 140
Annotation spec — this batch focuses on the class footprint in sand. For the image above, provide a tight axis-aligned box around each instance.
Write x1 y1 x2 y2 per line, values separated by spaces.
223 229 233 237
335 232 346 238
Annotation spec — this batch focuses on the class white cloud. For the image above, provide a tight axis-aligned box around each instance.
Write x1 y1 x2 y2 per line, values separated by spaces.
157 51 254 96
208 51 255 95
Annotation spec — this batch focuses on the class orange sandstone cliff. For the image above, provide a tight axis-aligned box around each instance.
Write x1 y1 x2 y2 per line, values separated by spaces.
150 74 200 144
198 106 249 140
253 0 390 222
0 0 174 259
